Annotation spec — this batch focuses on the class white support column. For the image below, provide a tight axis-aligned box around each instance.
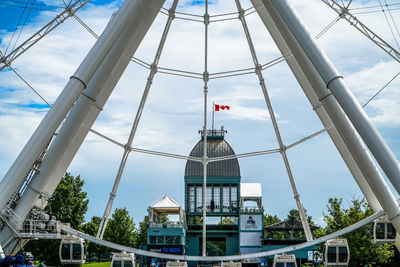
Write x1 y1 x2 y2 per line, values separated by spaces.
252 0 400 236
0 0 155 213
270 0 400 195
1 1 165 253
250 0 382 212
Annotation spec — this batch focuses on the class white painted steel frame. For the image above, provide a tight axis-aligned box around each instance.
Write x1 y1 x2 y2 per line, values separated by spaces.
0 0 90 71
0 0 165 254
252 0 400 247
96 0 179 240
321 0 400 63
0 0 149 215
234 0 313 242
293 0 400 195
251 0 383 212
201 0 210 257
1 0 399 258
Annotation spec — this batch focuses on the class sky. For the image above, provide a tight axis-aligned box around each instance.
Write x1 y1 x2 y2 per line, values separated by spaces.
0 0 399 229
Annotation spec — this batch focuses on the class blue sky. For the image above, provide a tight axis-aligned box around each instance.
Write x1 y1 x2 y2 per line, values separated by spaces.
0 0 399 228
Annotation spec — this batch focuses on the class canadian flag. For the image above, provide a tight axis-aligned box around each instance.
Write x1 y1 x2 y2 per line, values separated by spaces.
215 104 230 111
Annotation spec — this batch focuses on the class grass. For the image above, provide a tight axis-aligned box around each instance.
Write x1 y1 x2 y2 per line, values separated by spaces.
83 261 111 267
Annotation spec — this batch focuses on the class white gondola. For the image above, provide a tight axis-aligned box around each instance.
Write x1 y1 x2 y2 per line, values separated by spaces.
221 261 242 267
166 260 188 267
373 217 396 243
272 253 297 267
59 236 86 264
324 238 350 267
111 251 135 267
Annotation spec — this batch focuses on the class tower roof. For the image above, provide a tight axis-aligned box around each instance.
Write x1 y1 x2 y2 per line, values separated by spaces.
185 134 240 178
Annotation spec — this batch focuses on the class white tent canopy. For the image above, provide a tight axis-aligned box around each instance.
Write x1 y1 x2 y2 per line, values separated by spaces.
149 194 185 223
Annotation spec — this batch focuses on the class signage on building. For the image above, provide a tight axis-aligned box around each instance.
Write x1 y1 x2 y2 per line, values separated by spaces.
240 214 262 231
240 232 262 246
148 245 184 255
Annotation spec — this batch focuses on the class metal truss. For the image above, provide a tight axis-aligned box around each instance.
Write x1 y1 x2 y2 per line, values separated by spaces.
321 0 400 63
0 0 90 71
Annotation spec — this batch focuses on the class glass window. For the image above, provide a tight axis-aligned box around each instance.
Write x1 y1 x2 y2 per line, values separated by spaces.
189 186 195 212
231 186 237 209
166 236 180 244
223 186 230 212
387 223 396 239
327 246 337 263
196 187 203 212
72 244 82 260
113 260 122 267
338 246 348 263
376 222 385 239
214 186 220 212
156 236 164 244
206 186 212 212
149 236 156 244
287 263 295 267
124 261 133 267
275 263 284 267
61 244 70 260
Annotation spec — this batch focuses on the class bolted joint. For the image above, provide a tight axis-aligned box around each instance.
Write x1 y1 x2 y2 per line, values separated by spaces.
150 63 158 73
168 8 175 19
255 64 263 79
293 193 300 200
202 156 209 165
203 71 209 82
279 145 287 153
123 144 131 152
110 192 117 198
204 14 210 25
339 7 348 18
238 8 245 20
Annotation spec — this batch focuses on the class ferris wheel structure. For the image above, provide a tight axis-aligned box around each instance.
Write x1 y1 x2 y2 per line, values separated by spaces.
0 0 400 261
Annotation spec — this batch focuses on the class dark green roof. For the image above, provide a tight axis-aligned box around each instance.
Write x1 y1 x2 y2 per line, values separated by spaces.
185 137 240 178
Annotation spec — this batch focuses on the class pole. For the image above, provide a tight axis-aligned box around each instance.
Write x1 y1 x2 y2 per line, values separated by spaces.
202 0 210 257
212 102 215 131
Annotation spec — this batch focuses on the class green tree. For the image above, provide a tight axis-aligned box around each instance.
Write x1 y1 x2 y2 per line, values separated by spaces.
287 209 313 224
263 213 284 239
136 215 149 247
26 173 89 265
219 217 234 225
81 216 110 262
46 172 89 230
263 214 281 227
321 197 394 266
104 207 137 247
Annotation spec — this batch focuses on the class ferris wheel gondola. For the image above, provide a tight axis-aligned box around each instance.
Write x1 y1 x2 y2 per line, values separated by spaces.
111 251 135 267
59 236 86 265
166 260 188 267
272 253 297 267
324 238 349 267
373 217 396 243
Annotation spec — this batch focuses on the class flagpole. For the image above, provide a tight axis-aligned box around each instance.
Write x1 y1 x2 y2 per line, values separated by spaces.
212 102 215 131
